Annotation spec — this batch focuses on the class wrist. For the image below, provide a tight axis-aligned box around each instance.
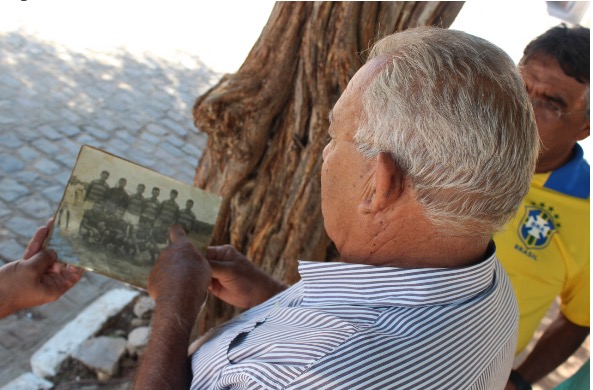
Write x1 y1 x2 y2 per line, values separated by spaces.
251 273 288 307
509 370 532 390
0 263 22 317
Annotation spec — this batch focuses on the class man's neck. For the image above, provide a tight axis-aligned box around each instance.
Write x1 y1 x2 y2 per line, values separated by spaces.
535 146 576 174
368 236 490 269
342 216 491 269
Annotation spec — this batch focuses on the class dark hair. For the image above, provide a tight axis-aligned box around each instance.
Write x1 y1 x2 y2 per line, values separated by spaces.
523 24 589 83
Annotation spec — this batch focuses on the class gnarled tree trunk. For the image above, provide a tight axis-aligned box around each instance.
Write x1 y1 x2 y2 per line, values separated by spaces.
193 1 464 333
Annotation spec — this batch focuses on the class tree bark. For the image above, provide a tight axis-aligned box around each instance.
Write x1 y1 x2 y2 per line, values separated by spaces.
192 1 464 333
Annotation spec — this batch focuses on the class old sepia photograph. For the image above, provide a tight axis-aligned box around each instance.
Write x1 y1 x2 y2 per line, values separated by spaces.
45 145 222 290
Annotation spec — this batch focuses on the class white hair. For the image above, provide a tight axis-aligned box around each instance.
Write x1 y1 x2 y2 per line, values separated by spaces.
355 27 540 236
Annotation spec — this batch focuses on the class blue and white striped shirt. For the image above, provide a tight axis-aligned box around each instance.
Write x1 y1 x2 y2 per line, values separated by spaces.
190 249 518 389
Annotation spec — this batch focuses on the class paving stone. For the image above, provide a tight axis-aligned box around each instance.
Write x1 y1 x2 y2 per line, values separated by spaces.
0 343 14 367
14 170 40 184
194 133 208 151
75 133 97 145
4 314 52 350
0 200 10 218
36 108 62 124
158 164 175 178
55 153 77 168
93 116 119 132
64 278 118 306
133 155 156 170
82 125 110 140
143 105 166 120
0 154 25 173
165 135 184 147
17 145 40 160
108 141 130 156
145 122 168 136
0 74 22 88
135 140 156 154
34 159 61 175
42 185 66 204
0 178 30 202
60 137 84 156
154 146 177 163
38 124 63 141
0 238 25 261
114 129 135 144
162 117 188 137
0 114 17 124
32 138 60 155
59 109 82 123
6 215 40 237
31 175 54 189
18 194 54 219
14 125 42 142
57 124 82 137
15 97 43 111
56 171 71 186
0 320 27 348
181 143 203 159
0 133 24 148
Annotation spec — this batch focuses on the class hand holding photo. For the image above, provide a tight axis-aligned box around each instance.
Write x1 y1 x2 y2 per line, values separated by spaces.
45 145 222 290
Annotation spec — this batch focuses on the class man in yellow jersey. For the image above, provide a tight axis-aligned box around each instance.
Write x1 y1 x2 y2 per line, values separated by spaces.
496 25 590 390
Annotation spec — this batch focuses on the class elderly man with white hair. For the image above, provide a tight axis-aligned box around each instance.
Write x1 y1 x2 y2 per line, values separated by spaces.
133 27 539 390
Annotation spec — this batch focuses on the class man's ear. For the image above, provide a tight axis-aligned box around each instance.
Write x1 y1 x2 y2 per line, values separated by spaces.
576 118 590 141
359 152 404 214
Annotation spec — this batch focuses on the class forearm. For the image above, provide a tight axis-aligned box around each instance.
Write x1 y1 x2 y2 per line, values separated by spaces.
515 313 589 384
133 295 205 389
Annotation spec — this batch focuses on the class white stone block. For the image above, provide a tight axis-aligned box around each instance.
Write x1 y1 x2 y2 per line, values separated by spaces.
0 372 53 390
133 295 155 319
127 326 151 356
30 288 139 378
72 336 127 378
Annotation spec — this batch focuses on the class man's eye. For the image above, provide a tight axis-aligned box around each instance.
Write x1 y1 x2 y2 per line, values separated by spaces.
542 99 561 112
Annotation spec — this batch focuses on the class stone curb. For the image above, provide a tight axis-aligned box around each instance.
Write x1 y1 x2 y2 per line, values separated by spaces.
30 288 140 378
0 372 53 390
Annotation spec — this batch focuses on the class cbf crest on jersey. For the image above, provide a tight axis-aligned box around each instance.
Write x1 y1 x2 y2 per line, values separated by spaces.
518 203 560 249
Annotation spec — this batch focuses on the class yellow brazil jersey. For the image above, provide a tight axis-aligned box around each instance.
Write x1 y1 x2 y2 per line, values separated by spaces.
494 144 590 354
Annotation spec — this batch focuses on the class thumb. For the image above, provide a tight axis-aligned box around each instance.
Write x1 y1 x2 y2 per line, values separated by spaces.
26 250 56 274
169 224 189 244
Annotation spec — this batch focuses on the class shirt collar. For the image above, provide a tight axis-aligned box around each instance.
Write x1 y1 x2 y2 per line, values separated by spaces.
298 245 496 308
542 143 590 199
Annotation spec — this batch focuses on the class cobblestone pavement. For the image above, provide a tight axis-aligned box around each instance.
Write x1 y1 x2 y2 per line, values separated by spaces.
0 29 218 385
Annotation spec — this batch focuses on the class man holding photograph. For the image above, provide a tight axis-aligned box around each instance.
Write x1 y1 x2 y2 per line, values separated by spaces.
134 27 539 389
